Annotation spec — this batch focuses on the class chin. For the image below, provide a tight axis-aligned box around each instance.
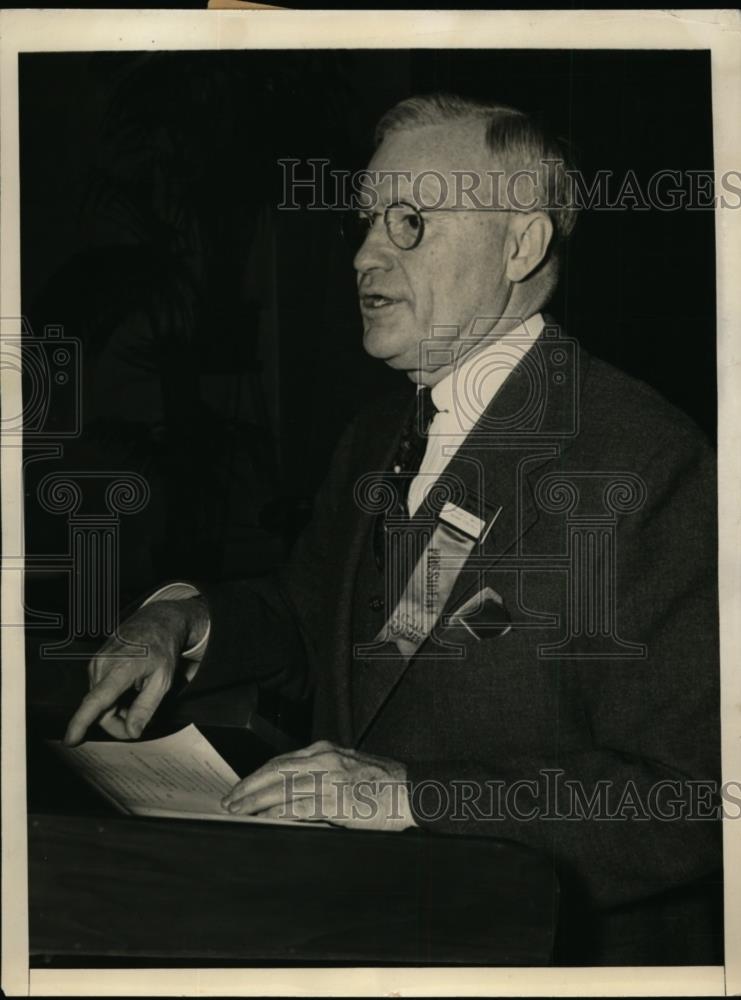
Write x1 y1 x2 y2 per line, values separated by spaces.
362 324 405 361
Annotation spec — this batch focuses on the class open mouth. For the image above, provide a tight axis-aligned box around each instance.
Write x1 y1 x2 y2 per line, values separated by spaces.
361 294 399 310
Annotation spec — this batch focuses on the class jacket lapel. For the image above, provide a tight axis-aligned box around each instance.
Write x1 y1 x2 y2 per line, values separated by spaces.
326 387 414 746
351 325 590 745
420 322 590 623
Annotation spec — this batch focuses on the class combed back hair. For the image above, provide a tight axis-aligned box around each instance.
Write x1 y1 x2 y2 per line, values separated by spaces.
375 93 578 246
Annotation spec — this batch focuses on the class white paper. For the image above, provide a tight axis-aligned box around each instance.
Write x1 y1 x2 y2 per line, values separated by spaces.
50 724 326 828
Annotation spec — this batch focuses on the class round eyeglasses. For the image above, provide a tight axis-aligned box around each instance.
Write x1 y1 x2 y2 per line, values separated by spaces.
340 202 424 252
340 201 518 253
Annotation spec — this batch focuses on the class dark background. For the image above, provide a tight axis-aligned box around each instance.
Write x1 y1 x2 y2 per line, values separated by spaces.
20 49 716 614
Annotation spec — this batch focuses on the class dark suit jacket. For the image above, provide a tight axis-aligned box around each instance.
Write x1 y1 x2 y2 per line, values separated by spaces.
187 324 721 964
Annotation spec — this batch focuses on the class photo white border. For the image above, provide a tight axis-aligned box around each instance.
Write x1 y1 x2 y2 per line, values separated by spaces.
1 8 739 997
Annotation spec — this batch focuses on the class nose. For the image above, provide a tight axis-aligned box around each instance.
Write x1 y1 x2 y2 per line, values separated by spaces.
353 216 396 276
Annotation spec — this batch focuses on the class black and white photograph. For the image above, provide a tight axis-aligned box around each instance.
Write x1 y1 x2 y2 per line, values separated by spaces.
1 9 740 997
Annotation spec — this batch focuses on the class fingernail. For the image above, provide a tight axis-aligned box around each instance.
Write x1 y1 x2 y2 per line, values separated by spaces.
228 802 240 813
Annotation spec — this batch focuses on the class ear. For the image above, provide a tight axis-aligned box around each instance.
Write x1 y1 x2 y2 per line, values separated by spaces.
504 212 554 283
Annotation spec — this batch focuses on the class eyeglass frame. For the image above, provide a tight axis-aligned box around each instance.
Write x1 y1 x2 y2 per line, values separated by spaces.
340 199 526 252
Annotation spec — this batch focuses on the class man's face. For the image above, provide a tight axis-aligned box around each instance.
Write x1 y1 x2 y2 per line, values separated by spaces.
354 120 514 385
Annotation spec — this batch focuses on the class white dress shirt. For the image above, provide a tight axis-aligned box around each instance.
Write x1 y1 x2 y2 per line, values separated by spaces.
148 312 545 663
407 312 544 516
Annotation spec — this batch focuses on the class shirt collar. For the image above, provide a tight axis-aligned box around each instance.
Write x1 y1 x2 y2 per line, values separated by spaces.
427 312 545 432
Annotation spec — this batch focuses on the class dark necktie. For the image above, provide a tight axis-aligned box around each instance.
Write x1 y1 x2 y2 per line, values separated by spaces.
373 387 437 569
390 386 437 484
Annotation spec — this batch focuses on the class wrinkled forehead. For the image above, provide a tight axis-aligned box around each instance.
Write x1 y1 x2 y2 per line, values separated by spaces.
361 120 500 210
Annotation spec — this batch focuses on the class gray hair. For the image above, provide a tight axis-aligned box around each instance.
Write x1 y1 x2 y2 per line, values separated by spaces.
375 93 578 245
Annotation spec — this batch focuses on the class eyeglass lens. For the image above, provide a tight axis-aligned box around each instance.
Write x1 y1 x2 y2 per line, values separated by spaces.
340 203 424 252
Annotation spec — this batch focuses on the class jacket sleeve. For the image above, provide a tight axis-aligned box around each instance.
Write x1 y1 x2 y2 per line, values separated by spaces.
406 426 722 910
182 419 358 703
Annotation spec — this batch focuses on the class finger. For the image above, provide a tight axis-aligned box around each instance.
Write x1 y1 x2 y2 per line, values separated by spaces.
222 751 337 806
64 664 140 746
255 804 293 820
256 797 324 822
88 628 136 676
93 661 152 694
292 739 336 757
97 707 132 741
124 669 170 738
88 649 117 689
223 771 321 813
222 742 350 806
221 753 307 805
222 763 299 807
224 782 292 815
225 741 344 801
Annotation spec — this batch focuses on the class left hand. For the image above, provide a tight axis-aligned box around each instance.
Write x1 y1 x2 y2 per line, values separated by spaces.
221 739 417 831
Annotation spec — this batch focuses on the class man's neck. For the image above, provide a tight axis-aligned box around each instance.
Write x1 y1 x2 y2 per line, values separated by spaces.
413 310 546 388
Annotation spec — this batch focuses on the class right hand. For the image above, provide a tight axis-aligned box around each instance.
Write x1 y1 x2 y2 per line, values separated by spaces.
63 597 209 746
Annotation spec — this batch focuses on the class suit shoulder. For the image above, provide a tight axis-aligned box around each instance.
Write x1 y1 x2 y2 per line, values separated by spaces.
579 352 713 464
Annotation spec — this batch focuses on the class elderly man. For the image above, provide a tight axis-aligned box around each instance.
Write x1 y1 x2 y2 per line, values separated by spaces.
65 94 721 964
